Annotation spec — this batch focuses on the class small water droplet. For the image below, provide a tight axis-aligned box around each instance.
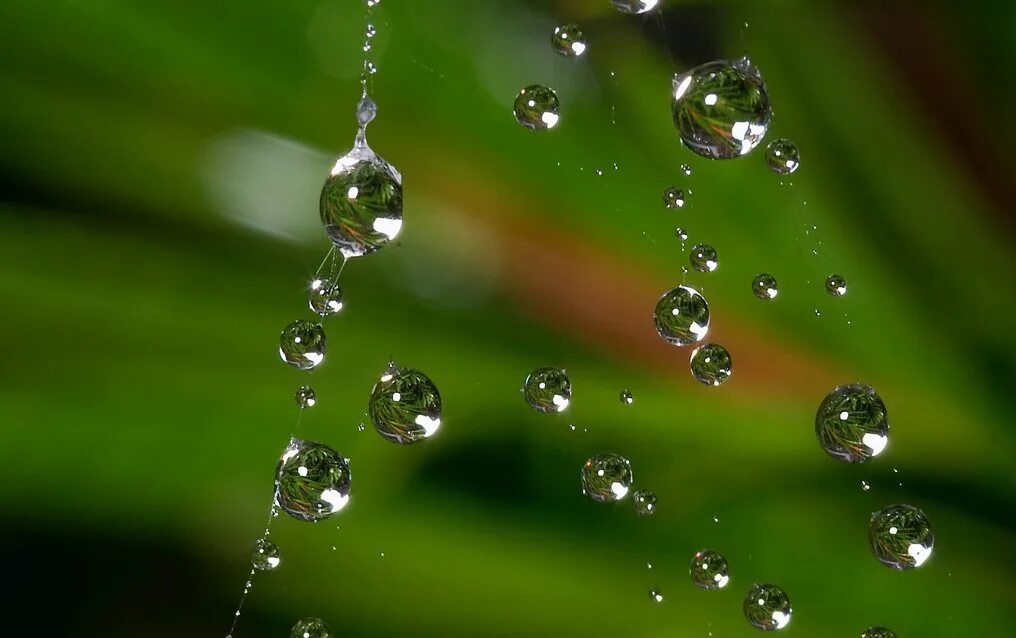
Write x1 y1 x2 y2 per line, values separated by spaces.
861 628 897 638
365 23 376 38
620 389 634 405
662 186 686 209
279 321 326 370
366 61 377 75
356 93 377 128
751 273 778 300
290 617 332 638
861 480 871 491
295 385 317 409
815 384 889 462
689 243 718 272
632 490 657 515
523 367 571 413
513 85 560 130
581 453 633 502
309 278 344 316
649 586 664 603
357 423 366 432
367 0 381 7
870 504 933 570
654 285 711 346
646 562 653 570
825 274 848 296
743 583 792 631
611 0 660 14
368 362 442 444
551 23 587 57
680 163 693 176
765 139 800 174
251 538 281 571
713 515 720 523
690 549 730 590
675 227 689 241
690 343 732 386
276 439 351 522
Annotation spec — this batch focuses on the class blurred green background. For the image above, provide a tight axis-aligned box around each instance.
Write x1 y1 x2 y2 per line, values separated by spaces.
1 0 1013 636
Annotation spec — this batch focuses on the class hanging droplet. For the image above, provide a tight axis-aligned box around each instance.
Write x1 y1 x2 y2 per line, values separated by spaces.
815 384 889 462
632 490 657 515
523 367 571 413
689 243 718 272
654 285 710 346
290 618 332 638
551 24 587 57
752 273 778 300
367 0 381 6
861 627 897 638
672 58 772 159
649 587 664 603
680 163 693 176
356 93 377 128
611 0 660 14
309 278 344 316
690 549 730 590
869 504 934 570
251 538 281 571
513 85 560 130
825 274 847 296
743 583 792 631
279 320 326 370
675 227 689 241
295 385 317 409
765 139 800 174
620 389 634 405
368 362 442 444
581 453 633 502
690 343 732 386
663 186 686 209
275 439 351 522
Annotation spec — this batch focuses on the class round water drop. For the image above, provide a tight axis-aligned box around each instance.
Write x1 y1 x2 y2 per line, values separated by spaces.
825 274 848 296
743 583 792 631
860 628 897 638
752 273 778 300
290 618 331 638
675 227 688 241
368 362 442 444
690 343 732 387
672 58 772 159
279 320 326 370
869 504 934 570
251 538 281 571
663 186 686 209
551 24 586 57
513 85 560 130
581 453 633 502
309 278 344 316
690 549 730 590
765 139 800 174
680 163 693 176
275 439 351 522
689 243 718 272
620 389 633 405
815 384 889 463
654 285 710 346
632 490 656 515
649 587 664 603
611 0 659 14
523 367 571 413
294 385 317 409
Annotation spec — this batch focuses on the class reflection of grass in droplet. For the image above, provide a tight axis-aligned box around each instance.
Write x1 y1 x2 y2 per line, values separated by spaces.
869 505 933 570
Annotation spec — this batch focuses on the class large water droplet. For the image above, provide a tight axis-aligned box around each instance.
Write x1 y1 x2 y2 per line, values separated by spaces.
815 384 889 463
551 24 586 57
743 583 792 631
663 186 686 209
765 139 800 174
690 549 730 590
611 0 660 14
309 278 344 316
279 320 326 370
368 362 442 444
632 490 657 515
295 385 317 409
752 273 778 300
654 285 710 346
581 453 633 502
825 274 847 296
672 58 772 159
690 243 718 272
514 85 560 130
690 343 732 386
275 439 351 522
290 618 332 638
860 628 897 638
251 538 281 571
869 504 934 570
523 367 571 413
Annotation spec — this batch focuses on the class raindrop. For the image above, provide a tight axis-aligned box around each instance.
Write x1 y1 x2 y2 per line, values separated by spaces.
690 343 732 387
513 85 560 130
290 618 332 638
752 273 778 300
523 367 571 413
825 274 848 296
581 453 633 502
611 0 660 14
279 320 326 370
765 139 800 174
632 490 657 515
690 549 730 590
663 186 686 209
309 278 344 316
675 227 689 241
275 439 351 522
649 587 664 603
815 384 889 463
654 285 710 346
368 362 442 444
861 627 897 638
551 24 587 57
620 389 634 405
295 385 317 409
743 583 792 631
869 504 934 570
680 163 693 176
689 243 718 272
251 538 281 571
672 58 772 159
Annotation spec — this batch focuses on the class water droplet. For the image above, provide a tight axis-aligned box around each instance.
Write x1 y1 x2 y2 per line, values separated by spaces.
751 273 778 300
663 186 686 209
551 23 587 57
523 367 571 413
513 85 560 130
861 627 897 638
275 439 351 522
765 139 800 174
690 549 730 590
367 0 381 7
620 389 634 405
309 278 344 316
646 562 653 570
356 93 377 128
295 385 317 409
743 583 792 631
861 480 871 491
649 586 664 603
675 227 689 241
611 0 660 14
632 490 657 515
654 285 710 346
366 61 377 74
869 504 934 570
690 343 732 386
825 274 847 296
251 538 281 571
815 384 889 462
357 422 366 432
689 243 718 272
365 24 376 38
368 362 442 444
279 320 326 370
290 617 332 638
672 58 772 159
680 163 693 176
581 453 633 502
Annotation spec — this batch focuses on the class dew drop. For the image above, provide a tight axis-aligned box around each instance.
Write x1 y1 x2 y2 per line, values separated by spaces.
309 278 344 316
672 58 772 159
251 538 281 571
368 362 442 444
632 490 657 516
513 85 560 130
765 139 800 174
690 549 730 590
581 453 633 502
689 243 718 272
290 617 332 638
815 384 889 463
743 583 792 631
295 385 317 409
275 439 351 522
663 186 686 209
825 274 848 296
680 163 693 176
649 586 664 603
279 320 326 370
653 285 710 346
861 627 898 638
752 273 778 300
611 0 660 14
551 23 587 57
690 343 732 387
523 367 571 413
620 389 634 405
869 504 934 570
675 227 689 241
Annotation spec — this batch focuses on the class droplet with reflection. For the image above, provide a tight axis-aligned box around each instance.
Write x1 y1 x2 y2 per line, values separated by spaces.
275 439 351 522
290 617 332 638
523 367 571 413
690 549 730 590
654 285 711 346
368 362 442 444
815 384 889 462
551 24 586 57
251 538 281 571
620 389 634 405
309 278 344 316
649 586 664 602
765 139 800 174
295 385 317 409
825 274 847 296
743 583 792 631
752 273 778 300
279 320 326 370
581 453 633 502
690 243 718 272
870 504 934 570
690 343 732 387
663 186 686 209
611 0 660 14
513 85 560 130
860 628 897 638
632 490 657 515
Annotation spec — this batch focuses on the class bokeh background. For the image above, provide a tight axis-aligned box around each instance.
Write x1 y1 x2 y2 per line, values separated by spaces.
1 1 1013 636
